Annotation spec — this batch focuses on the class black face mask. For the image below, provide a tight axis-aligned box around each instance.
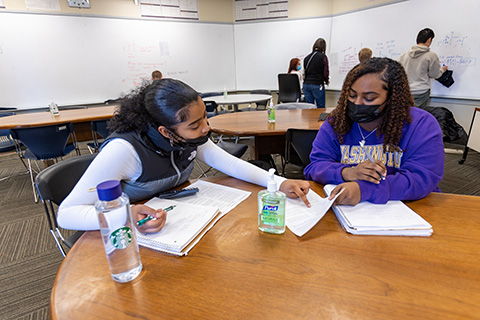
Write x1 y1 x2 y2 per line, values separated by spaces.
346 100 386 123
166 128 211 148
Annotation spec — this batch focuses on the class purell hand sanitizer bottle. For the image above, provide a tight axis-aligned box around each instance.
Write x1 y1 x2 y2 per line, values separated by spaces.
95 180 142 283
267 100 275 123
258 168 286 234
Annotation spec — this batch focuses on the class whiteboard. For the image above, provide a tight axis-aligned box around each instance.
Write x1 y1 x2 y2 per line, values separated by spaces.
234 17 332 90
0 12 235 109
329 0 480 99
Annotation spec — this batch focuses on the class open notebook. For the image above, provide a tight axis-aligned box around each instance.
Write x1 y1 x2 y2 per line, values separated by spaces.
136 198 220 256
324 184 433 236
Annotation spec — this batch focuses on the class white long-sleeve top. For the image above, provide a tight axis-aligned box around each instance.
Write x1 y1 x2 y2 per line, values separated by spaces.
57 139 286 230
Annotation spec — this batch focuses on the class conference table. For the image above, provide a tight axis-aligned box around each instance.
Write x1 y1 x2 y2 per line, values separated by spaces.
204 93 272 112
50 176 480 319
208 108 324 159
0 105 117 141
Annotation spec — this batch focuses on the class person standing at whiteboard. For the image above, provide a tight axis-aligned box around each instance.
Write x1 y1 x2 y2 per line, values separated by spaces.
288 58 303 89
303 38 330 108
398 28 448 109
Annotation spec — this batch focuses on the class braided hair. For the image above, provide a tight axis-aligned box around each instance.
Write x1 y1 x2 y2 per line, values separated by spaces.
327 57 414 152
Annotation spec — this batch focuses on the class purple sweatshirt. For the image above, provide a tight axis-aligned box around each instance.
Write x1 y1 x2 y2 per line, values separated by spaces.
304 107 444 204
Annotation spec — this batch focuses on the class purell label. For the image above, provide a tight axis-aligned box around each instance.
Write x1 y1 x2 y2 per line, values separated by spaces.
263 205 278 211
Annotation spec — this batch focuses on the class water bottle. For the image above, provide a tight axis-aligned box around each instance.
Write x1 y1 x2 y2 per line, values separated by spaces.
223 86 228 99
95 180 142 283
49 98 59 116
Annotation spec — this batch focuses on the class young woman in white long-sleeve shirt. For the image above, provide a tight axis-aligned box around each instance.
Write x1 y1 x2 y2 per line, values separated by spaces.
58 79 310 234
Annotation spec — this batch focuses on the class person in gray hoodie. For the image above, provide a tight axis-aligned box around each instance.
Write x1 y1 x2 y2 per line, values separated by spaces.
398 28 448 109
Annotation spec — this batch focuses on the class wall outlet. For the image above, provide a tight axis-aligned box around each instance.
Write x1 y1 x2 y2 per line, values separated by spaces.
67 0 90 8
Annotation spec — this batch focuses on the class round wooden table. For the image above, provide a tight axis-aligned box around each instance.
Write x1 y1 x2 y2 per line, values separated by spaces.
50 177 480 319
208 108 325 159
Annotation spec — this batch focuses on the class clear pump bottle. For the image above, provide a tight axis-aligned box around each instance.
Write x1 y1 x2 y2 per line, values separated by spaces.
258 168 286 234
267 100 275 123
95 180 142 283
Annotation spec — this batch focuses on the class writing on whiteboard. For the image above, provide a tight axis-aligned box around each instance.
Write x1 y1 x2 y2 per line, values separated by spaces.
439 55 476 67
435 32 468 49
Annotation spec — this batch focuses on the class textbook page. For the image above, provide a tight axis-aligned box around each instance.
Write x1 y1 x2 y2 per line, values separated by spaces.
286 190 342 237
179 180 251 218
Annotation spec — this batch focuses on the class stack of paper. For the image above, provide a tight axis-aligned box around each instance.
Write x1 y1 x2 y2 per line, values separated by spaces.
137 180 251 256
324 184 433 236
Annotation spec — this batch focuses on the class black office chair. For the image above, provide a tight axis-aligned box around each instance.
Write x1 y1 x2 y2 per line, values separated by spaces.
283 128 319 177
35 153 97 257
278 73 302 103
10 123 81 202
250 89 271 110
200 92 223 117
275 102 316 110
87 119 110 153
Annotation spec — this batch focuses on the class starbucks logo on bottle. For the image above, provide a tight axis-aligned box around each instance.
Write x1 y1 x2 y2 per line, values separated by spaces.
109 227 133 249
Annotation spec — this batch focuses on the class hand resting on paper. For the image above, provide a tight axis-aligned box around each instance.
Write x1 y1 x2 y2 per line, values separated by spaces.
132 204 167 233
327 182 361 206
280 179 311 207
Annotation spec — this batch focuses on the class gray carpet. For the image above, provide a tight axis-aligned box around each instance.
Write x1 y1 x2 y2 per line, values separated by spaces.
0 141 479 320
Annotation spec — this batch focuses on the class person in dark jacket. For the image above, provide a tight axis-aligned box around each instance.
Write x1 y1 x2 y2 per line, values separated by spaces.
303 38 330 108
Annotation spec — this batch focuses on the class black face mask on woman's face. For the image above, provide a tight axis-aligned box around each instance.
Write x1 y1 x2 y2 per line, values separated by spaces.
166 128 211 148
346 100 386 123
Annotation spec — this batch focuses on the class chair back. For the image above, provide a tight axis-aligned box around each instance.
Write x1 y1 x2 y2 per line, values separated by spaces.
0 108 17 152
10 123 76 159
35 153 96 255
36 153 97 205
91 119 110 139
278 73 301 103
250 89 271 109
285 129 319 168
200 92 223 113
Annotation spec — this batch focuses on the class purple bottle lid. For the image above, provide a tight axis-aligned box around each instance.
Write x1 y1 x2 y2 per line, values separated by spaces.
96 180 122 201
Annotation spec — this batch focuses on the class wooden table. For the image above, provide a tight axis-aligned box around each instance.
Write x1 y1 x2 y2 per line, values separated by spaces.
0 105 117 141
208 108 324 159
51 177 480 319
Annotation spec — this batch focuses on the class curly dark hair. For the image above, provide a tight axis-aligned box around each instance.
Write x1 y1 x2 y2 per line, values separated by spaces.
327 57 414 152
109 78 200 134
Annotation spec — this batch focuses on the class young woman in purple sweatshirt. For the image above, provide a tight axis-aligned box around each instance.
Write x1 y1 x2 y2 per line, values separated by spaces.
304 57 444 205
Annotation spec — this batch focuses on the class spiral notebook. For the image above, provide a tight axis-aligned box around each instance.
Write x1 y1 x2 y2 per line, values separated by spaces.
136 197 220 256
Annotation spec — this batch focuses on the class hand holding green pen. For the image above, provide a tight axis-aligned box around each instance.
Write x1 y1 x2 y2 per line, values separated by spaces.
136 205 176 226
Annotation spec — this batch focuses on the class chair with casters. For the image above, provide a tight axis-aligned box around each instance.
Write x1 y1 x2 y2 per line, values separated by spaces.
249 89 271 110
278 73 302 103
200 92 223 117
275 102 317 110
87 119 110 153
283 128 319 177
10 123 81 202
35 153 97 257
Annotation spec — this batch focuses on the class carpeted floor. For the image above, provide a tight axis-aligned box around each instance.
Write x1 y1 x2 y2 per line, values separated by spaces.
0 141 479 320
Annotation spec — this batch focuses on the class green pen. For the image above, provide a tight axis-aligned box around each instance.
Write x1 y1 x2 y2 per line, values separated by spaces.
136 205 176 226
